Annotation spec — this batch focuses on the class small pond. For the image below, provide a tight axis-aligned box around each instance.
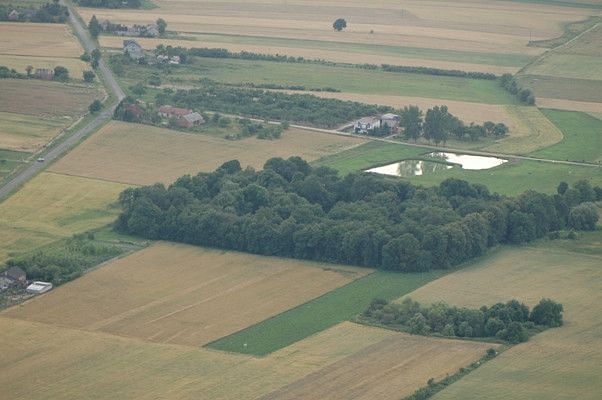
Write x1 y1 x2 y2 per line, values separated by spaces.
426 152 507 170
366 160 453 177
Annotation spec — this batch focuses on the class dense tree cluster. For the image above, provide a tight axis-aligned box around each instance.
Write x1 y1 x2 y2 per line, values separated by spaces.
400 105 508 144
115 157 598 271
362 297 563 343
4 234 121 285
157 83 391 128
500 73 536 105
0 66 24 79
75 0 142 8
0 1 68 23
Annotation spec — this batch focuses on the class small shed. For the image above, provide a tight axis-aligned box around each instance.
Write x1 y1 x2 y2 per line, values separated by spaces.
8 10 19 20
26 281 53 294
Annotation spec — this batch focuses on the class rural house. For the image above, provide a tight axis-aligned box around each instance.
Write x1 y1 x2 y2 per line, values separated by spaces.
124 103 144 119
354 116 381 134
380 113 401 131
158 105 193 118
34 68 54 80
123 40 144 60
177 112 205 128
8 9 19 20
4 266 26 285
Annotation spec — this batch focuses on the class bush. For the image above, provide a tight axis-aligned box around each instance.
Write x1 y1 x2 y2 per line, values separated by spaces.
530 298 563 327
89 99 103 113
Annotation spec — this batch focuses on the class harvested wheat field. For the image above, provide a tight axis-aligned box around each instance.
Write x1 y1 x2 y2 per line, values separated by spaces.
261 333 495 400
0 319 390 399
0 112 70 152
99 36 519 75
49 121 365 185
537 97 602 114
0 79 103 117
79 0 585 56
0 172 127 239
0 22 88 74
403 234 602 400
5 242 371 346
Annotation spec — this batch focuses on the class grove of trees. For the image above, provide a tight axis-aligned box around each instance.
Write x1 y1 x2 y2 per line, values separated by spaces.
362 297 564 343
114 156 600 272
0 1 68 23
400 105 507 144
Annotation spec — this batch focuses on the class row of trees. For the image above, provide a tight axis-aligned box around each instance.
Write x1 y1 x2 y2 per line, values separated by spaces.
397 105 508 144
0 1 68 23
75 0 143 8
362 297 563 343
0 65 71 81
153 45 499 81
500 73 536 105
115 157 599 272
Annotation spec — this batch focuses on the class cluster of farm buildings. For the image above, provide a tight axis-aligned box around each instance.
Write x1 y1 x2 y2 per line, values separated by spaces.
124 102 205 129
124 40 181 64
0 267 52 295
353 113 401 134
100 20 159 37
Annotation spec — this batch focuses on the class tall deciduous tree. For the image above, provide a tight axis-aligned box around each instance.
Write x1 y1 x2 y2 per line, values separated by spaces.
400 105 423 141
157 18 167 36
89 15 101 39
333 18 347 31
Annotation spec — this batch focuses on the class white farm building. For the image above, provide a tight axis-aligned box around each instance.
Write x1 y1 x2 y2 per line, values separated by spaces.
26 281 53 294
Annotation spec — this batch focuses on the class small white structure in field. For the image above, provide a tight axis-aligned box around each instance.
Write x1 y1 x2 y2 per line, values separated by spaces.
26 281 53 294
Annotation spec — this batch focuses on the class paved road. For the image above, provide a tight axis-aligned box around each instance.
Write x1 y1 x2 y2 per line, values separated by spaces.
0 4 124 200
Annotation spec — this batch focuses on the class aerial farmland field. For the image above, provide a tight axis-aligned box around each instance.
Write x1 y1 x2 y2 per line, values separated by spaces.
4 242 371 346
0 172 127 260
405 231 602 400
0 79 103 153
0 22 89 75
49 121 366 185
1 0 601 398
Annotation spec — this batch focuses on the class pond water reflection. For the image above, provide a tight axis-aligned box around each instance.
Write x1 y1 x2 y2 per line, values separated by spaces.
366 160 453 177
426 152 507 170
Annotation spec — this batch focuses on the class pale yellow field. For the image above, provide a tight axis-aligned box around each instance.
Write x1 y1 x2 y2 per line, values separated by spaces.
100 36 518 74
0 79 104 118
403 236 602 400
0 112 70 152
5 242 371 346
79 0 587 56
0 316 491 400
261 333 495 400
49 121 365 185
0 22 88 75
0 172 128 239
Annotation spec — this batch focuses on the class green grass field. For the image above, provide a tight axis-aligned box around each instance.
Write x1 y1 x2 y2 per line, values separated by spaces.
207 269 445 356
186 33 533 68
120 58 518 105
517 74 602 103
0 149 28 180
315 141 602 195
531 109 602 162
526 54 602 81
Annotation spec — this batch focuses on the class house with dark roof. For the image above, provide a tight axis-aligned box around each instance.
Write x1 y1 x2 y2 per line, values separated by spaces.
4 266 26 285
177 112 205 128
123 40 144 60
